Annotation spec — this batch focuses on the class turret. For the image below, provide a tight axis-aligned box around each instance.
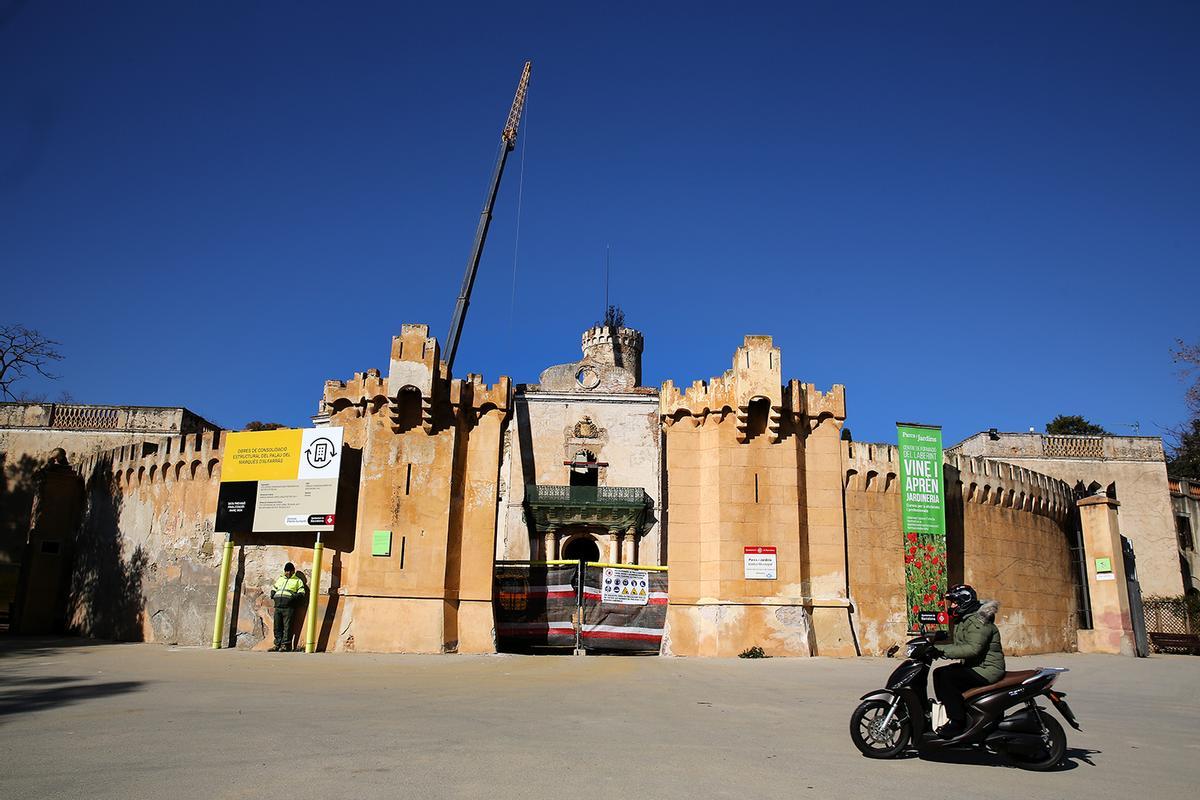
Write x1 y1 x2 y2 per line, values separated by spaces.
581 326 644 386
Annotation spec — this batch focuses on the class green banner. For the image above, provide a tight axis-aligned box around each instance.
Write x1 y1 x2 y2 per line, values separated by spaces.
897 423 948 633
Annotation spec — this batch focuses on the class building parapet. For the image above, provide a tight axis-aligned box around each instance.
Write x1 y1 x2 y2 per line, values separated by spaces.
950 431 1166 463
843 440 1075 522
0 402 218 434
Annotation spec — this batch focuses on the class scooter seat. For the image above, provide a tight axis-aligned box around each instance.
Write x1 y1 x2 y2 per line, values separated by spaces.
962 670 1040 701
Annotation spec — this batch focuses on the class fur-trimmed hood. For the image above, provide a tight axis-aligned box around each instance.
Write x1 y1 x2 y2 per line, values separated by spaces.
976 599 1000 624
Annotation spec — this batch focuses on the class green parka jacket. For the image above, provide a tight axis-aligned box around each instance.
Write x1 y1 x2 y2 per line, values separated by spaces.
938 600 1006 683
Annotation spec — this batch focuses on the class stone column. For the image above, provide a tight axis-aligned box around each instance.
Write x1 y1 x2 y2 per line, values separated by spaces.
543 528 558 560
1076 495 1136 656
622 527 637 564
606 532 620 563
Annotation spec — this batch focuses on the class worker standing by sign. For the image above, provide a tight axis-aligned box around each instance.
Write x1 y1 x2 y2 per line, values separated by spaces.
269 563 306 651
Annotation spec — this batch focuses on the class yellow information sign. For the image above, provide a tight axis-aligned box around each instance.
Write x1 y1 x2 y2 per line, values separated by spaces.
220 429 304 483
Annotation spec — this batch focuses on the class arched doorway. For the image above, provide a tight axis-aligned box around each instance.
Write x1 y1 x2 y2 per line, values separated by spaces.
561 535 600 562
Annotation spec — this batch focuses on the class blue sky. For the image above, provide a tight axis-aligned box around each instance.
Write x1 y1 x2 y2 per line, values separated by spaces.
2 2 1197 444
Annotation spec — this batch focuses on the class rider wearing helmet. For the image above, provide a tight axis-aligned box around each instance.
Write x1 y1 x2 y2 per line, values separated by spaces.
931 584 1005 737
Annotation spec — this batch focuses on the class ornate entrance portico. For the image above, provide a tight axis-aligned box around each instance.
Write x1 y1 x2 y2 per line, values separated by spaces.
525 484 651 562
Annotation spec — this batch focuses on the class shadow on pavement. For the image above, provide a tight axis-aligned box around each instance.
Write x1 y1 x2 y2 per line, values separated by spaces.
0 676 144 721
0 635 121 659
917 745 1100 771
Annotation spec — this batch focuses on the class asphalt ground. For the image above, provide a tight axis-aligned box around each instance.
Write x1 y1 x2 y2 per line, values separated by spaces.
0 638 1196 800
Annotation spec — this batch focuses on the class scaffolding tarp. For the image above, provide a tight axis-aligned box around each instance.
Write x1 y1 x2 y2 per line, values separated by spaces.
494 561 578 647
580 563 668 652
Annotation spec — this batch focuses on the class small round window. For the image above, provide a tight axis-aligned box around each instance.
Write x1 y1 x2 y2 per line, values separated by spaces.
575 366 600 389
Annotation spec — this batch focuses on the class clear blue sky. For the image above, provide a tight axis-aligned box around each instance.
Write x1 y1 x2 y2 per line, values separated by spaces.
2 2 1197 444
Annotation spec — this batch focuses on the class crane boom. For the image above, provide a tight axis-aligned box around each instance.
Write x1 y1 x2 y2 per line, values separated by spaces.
443 61 531 374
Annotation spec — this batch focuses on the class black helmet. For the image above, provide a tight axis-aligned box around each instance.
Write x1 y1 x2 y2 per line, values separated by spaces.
944 584 980 621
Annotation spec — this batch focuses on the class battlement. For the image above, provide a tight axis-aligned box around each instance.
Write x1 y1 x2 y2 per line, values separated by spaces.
76 427 228 490
661 336 844 442
842 440 1075 521
581 325 643 354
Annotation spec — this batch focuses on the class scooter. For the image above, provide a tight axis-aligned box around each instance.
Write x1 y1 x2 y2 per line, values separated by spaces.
850 634 1081 771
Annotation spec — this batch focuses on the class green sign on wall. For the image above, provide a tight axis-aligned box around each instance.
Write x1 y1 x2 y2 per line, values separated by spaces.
897 423 948 633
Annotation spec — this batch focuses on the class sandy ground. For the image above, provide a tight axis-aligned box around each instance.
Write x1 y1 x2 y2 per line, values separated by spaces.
1 638 1196 799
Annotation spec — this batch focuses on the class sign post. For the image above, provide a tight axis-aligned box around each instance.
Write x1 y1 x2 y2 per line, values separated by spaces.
897 422 948 633
210 533 234 649
304 535 324 653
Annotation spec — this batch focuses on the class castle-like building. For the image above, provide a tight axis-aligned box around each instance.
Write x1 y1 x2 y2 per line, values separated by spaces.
2 323 1173 658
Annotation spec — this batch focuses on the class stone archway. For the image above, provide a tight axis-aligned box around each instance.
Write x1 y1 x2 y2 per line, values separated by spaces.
561 534 600 563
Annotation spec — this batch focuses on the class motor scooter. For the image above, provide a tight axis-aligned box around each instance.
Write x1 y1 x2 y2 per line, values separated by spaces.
849 634 1081 771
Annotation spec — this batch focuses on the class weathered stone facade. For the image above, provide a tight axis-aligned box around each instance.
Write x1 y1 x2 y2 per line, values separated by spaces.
1 325 1158 658
497 324 662 566
1169 477 1200 594
950 431 1182 596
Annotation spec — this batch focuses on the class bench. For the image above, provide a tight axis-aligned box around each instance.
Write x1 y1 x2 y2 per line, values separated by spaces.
1148 632 1200 655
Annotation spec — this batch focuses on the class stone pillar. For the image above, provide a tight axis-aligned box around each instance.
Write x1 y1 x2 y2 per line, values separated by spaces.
606 532 620 563
1076 495 1136 656
804 399 857 657
622 527 637 564
543 528 558 560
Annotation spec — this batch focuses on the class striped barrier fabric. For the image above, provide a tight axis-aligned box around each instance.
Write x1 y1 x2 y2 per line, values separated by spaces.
580 564 668 652
494 562 578 648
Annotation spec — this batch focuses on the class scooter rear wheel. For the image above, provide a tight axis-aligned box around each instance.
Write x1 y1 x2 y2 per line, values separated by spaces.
1005 713 1066 771
850 698 911 758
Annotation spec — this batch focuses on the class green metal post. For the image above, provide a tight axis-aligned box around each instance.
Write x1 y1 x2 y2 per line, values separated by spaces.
210 534 234 649
304 539 324 654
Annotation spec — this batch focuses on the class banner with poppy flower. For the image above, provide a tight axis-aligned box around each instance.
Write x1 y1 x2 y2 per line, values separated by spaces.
897 423 948 633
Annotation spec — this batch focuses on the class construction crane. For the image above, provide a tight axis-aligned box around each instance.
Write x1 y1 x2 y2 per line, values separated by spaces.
443 60 531 374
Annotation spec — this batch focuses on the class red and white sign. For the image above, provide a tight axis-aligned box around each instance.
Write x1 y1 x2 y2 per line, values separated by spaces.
744 546 777 580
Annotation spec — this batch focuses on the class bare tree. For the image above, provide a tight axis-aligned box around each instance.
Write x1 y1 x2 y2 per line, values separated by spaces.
1173 339 1200 417
0 324 63 401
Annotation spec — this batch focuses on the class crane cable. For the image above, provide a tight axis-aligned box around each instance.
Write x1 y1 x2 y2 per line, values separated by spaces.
507 97 528 354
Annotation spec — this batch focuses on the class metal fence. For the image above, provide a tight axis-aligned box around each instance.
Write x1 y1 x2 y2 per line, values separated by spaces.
493 560 668 653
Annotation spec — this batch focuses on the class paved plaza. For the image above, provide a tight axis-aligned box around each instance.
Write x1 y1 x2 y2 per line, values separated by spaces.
1 638 1196 799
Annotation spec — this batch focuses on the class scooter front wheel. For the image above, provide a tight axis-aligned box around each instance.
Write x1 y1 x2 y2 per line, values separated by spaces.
850 698 911 758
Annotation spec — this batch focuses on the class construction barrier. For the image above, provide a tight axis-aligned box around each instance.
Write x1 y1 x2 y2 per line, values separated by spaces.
580 563 668 651
494 560 668 653
494 561 579 647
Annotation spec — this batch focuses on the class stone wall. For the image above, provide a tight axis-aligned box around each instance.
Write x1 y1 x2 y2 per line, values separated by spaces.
844 441 1079 656
319 323 509 654
660 335 855 658
951 432 1181 596
496 390 663 563
55 432 337 647
1170 477 1200 595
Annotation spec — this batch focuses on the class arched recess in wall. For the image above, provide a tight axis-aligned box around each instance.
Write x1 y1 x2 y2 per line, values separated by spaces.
744 396 770 440
392 386 423 432
174 461 185 481
190 460 202 479
207 459 220 479
137 466 145 485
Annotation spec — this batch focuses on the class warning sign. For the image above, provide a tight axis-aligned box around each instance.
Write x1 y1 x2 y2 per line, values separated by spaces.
601 567 649 606
744 546 777 580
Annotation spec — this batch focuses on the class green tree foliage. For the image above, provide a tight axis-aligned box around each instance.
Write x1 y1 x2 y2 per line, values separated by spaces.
242 421 288 432
1045 415 1108 435
1167 419 1200 478
1167 339 1200 478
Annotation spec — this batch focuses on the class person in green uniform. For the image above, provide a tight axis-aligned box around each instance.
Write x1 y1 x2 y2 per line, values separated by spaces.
269 563 306 652
931 584 1005 737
